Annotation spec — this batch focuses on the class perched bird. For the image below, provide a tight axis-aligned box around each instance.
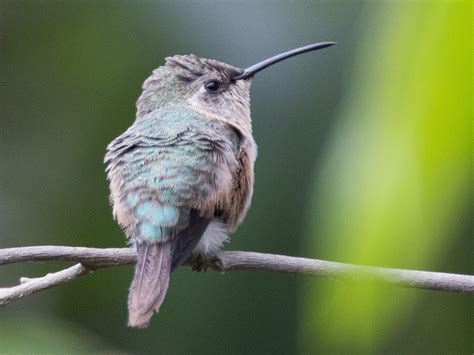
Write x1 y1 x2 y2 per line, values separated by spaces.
105 42 335 328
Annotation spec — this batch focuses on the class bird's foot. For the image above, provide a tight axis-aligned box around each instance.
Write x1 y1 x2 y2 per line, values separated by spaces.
191 254 208 272
190 254 224 272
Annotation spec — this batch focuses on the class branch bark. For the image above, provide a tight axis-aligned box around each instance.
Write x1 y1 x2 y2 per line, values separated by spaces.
0 246 473 306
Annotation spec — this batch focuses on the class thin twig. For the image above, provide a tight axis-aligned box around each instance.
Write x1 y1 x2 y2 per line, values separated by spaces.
0 246 472 306
0 263 91 306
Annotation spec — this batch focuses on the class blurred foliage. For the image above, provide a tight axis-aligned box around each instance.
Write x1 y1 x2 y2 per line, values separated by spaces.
0 1 471 354
301 1 472 353
0 313 117 353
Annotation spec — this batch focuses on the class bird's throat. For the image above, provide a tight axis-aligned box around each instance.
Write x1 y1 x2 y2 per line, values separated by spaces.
187 101 252 137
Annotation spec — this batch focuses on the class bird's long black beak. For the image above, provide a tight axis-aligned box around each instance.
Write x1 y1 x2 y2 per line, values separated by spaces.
233 42 336 80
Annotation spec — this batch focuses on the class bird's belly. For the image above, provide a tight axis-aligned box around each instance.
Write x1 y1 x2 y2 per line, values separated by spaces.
193 219 229 256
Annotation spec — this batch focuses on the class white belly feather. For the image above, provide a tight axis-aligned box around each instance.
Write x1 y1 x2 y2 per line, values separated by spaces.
193 219 229 256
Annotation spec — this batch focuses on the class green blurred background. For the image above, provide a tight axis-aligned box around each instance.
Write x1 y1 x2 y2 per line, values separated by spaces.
0 1 471 354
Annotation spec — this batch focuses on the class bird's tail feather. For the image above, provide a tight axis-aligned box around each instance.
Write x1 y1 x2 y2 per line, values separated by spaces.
128 241 173 328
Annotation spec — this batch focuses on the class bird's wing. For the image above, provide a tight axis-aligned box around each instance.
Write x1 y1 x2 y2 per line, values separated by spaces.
223 141 257 232
105 109 239 242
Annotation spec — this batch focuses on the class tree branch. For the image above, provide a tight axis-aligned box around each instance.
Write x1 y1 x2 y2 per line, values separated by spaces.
0 246 472 306
0 263 91 306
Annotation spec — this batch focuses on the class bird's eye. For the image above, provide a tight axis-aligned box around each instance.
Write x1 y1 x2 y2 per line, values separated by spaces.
204 80 221 93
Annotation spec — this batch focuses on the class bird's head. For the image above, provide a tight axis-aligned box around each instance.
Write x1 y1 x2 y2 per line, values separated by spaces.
136 42 336 136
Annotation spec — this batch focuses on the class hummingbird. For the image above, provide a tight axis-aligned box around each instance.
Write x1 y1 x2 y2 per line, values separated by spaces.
105 42 335 328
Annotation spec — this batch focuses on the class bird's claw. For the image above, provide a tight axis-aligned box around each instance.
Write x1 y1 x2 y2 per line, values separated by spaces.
191 255 224 272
